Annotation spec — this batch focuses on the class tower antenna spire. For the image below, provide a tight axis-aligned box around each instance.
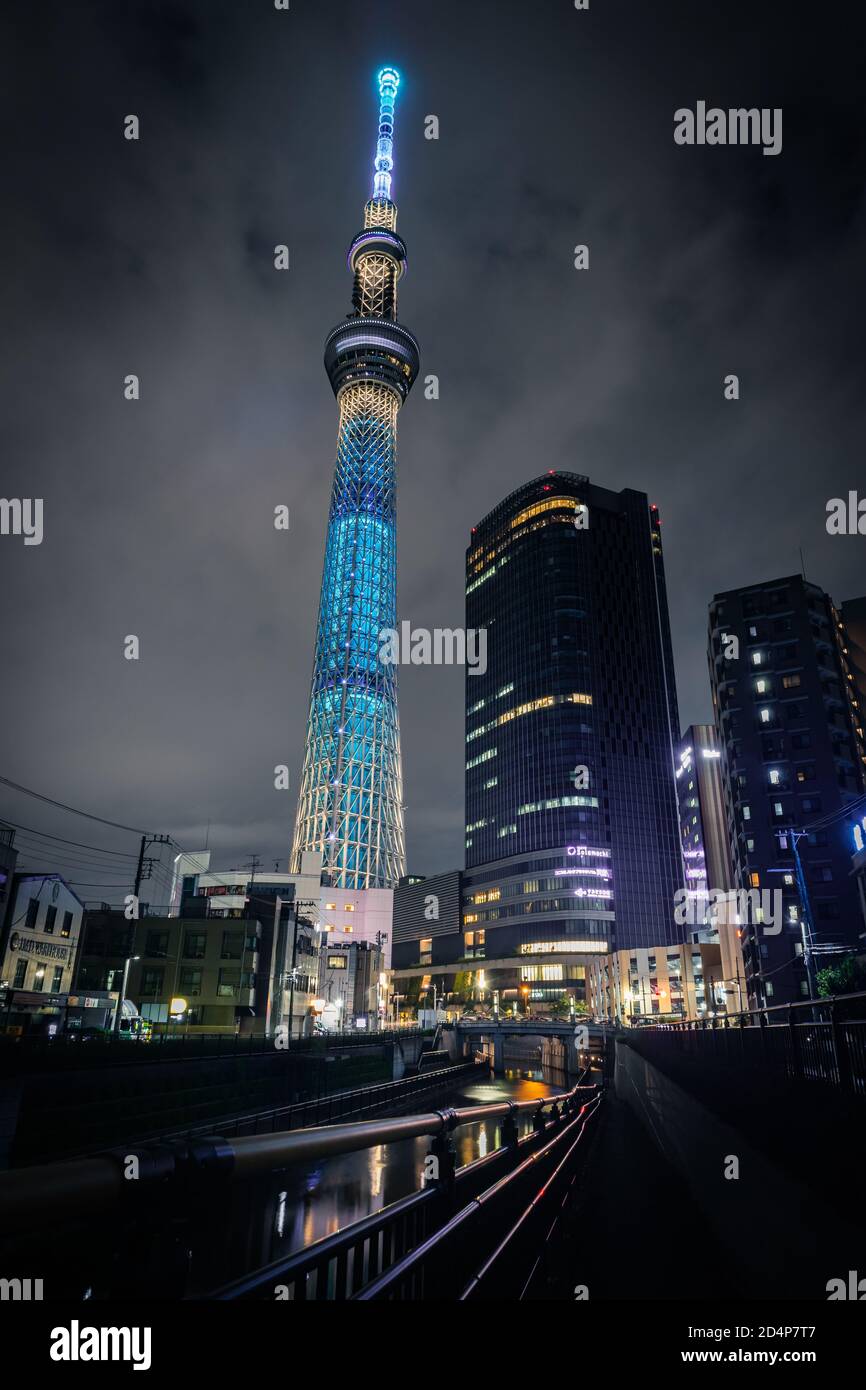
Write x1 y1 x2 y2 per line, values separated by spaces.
372 66 400 201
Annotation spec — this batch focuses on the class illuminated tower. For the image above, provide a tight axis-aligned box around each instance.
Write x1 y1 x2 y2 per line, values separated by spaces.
291 68 419 889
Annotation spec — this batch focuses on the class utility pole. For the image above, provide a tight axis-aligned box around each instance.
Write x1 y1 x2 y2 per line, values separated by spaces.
133 833 172 900
787 830 818 1001
245 855 262 894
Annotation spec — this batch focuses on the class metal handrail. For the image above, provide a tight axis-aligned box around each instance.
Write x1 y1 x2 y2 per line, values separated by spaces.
0 1077 592 1234
226 1082 593 1178
208 1079 594 1300
356 1090 603 1301
663 990 866 1030
30 1057 484 1164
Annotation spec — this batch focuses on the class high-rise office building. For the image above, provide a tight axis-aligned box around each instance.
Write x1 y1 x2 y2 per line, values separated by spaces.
676 724 745 1010
291 68 419 890
708 575 866 1006
677 725 732 894
841 595 866 713
449 473 684 1010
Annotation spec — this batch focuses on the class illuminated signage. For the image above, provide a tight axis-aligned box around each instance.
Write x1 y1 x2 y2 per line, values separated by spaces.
9 933 69 962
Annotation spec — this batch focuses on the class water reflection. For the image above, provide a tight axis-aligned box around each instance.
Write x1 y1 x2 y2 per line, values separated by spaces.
187 1068 564 1294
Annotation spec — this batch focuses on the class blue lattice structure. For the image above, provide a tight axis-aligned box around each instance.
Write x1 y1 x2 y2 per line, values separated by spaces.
291 69 419 888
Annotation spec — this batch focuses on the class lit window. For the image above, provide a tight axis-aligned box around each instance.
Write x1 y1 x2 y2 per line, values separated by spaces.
752 652 763 666
769 769 780 785
760 708 771 723
344 904 355 912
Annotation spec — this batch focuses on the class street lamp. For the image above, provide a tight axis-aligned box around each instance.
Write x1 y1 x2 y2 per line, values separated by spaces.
114 955 140 1035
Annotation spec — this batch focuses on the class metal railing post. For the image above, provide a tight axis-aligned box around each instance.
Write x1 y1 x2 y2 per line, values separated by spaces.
500 1100 520 1155
425 1110 458 1210
787 1004 802 1081
829 1001 854 1092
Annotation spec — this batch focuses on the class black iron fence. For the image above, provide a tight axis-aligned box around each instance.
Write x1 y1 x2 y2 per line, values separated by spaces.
0 1026 428 1076
0 1072 599 1301
631 991 866 1099
124 1057 484 1147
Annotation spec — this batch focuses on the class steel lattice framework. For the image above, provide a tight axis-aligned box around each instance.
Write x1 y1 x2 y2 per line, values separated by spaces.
291 69 419 889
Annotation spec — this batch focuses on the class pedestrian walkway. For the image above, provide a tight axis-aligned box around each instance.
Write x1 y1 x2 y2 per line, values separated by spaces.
534 1092 740 1300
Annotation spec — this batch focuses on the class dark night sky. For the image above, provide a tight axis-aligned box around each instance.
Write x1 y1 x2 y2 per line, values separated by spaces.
1 0 864 895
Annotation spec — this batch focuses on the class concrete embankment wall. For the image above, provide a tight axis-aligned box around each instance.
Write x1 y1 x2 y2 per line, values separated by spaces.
614 1038 862 1299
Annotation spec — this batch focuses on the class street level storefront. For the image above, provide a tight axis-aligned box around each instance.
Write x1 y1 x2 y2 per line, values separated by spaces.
0 988 67 1037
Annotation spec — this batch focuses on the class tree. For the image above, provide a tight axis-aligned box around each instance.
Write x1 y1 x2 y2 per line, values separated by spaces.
816 955 866 1011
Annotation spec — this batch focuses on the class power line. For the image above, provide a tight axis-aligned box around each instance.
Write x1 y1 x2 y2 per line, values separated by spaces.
797 788 866 833
0 775 149 835
0 819 138 858
12 836 138 866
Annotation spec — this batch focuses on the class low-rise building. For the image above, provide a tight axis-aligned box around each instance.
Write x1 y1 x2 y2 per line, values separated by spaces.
76 904 263 1034
317 938 386 1031
0 872 84 1036
588 941 728 1025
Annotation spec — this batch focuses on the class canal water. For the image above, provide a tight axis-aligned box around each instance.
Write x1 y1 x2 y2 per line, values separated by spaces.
187 1068 566 1295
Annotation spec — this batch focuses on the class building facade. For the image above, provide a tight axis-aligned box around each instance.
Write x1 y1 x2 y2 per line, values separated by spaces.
841 595 866 711
588 941 726 1025
76 905 263 1034
459 474 684 1006
708 575 866 1006
317 938 385 1030
390 475 685 1017
0 872 83 1035
676 724 745 1008
168 849 324 1034
291 67 419 890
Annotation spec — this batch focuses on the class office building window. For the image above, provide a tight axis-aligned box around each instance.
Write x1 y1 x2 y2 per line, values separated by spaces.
44 906 57 934
141 969 164 996
221 931 244 960
61 911 73 938
52 966 63 992
179 967 202 996
25 898 39 930
184 932 207 960
13 959 27 988
32 965 47 993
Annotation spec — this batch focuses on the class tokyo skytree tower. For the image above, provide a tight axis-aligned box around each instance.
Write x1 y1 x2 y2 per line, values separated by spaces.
291 68 419 888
